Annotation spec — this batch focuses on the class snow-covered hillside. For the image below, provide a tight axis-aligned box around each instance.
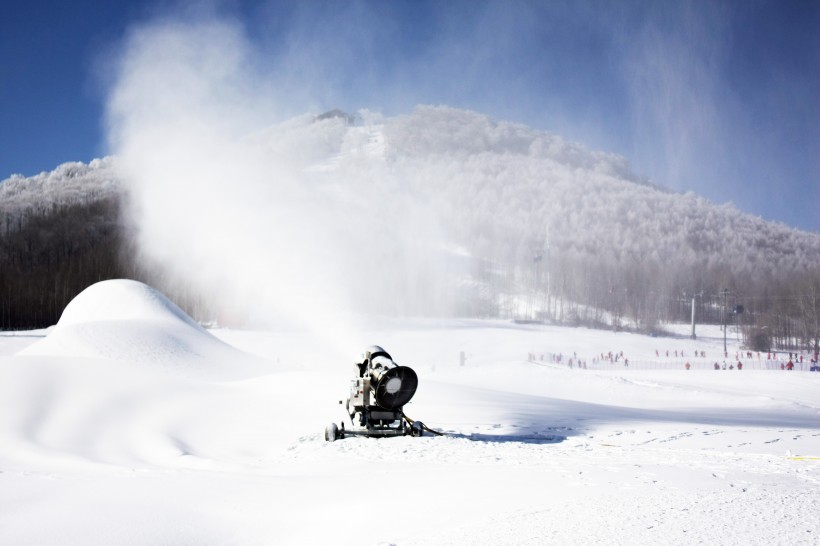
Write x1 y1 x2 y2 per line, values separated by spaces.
0 157 118 218
4 106 820 330
5 107 818 274
1 280 818 544
299 106 820 275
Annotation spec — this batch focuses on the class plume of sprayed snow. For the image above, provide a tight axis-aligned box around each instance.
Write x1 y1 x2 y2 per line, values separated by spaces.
104 18 450 357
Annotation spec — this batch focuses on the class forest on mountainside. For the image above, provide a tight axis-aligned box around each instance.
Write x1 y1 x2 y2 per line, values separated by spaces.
2 108 819 353
374 107 820 352
0 197 215 331
0 198 124 329
0 191 817 354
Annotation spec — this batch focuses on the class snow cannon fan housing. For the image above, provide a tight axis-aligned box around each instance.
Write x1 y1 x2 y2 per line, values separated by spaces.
325 346 423 441
364 351 418 409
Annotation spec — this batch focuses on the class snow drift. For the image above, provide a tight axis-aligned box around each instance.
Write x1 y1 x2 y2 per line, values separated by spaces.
19 279 265 379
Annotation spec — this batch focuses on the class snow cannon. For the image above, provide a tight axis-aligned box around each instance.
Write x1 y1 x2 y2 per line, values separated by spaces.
325 346 424 441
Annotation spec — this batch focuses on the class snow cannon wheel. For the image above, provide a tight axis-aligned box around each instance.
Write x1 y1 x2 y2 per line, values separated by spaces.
410 421 425 437
325 423 340 442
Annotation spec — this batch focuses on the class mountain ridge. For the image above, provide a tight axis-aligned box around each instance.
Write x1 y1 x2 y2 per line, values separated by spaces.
2 106 818 337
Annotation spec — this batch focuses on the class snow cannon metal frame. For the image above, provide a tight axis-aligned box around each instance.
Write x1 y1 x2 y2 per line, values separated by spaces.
325 346 424 441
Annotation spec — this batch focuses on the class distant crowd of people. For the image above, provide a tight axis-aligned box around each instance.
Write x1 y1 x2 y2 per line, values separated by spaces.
656 349 706 358
700 351 818 371
528 348 820 372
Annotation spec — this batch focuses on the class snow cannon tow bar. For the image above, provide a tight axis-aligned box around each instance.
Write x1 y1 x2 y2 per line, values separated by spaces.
325 346 424 441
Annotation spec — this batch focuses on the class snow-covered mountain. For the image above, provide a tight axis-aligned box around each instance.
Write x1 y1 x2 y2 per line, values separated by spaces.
3 106 819 330
5 106 816 272
299 106 819 275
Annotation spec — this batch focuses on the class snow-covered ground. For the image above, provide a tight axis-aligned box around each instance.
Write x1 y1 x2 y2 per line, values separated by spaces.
1 281 818 545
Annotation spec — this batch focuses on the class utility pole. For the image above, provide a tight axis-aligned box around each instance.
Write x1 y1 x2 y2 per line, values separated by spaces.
722 288 729 356
691 291 703 340
691 295 696 339
532 253 542 321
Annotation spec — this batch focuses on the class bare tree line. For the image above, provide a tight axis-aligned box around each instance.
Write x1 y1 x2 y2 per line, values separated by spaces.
476 243 820 353
0 192 817 356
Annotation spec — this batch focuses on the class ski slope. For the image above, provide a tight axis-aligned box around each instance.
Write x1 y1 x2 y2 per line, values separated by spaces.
1 280 819 545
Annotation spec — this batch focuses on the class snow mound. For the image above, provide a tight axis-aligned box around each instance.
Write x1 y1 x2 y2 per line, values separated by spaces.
19 280 266 379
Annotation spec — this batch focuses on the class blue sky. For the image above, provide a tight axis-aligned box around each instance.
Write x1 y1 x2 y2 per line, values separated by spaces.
2 1 818 232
